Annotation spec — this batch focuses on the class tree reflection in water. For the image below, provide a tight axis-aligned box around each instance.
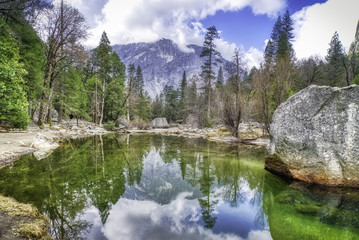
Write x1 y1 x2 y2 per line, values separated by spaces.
2 135 356 240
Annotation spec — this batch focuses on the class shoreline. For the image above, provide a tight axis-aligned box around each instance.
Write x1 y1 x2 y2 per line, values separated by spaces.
0 122 268 239
0 123 269 168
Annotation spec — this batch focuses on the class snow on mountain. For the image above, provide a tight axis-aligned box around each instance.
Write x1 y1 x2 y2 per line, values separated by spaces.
113 38 228 98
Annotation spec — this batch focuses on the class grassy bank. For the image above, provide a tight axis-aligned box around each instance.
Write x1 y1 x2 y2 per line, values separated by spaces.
0 195 51 239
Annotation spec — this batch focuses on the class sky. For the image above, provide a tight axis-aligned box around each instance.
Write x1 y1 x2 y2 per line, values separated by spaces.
64 0 359 68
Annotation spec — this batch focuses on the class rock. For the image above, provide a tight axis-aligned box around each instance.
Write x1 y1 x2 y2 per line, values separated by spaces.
51 125 61 131
115 116 129 128
28 121 40 130
51 109 58 122
71 126 81 131
33 150 54 160
151 118 169 128
31 133 59 151
266 85 359 187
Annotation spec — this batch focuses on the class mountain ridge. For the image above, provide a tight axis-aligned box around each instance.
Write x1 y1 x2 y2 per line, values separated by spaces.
113 38 228 98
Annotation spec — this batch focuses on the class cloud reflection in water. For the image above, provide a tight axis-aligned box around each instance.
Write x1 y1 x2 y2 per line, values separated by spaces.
102 192 272 240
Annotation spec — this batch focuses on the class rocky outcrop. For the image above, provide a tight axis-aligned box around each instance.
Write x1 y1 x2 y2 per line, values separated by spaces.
151 118 169 128
266 85 359 187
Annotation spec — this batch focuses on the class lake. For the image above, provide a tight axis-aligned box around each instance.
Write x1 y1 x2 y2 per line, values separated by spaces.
1 134 359 240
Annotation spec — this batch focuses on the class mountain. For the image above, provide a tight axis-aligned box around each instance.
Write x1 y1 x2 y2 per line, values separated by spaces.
113 38 228 98
350 19 359 54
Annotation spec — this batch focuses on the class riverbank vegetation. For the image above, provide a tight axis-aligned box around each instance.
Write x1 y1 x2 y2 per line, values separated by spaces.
0 1 359 137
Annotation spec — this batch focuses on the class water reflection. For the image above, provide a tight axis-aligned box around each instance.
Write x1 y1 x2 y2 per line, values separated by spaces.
0 134 359 239
102 192 271 240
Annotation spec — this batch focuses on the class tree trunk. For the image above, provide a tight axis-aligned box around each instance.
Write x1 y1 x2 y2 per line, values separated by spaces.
99 80 106 127
47 107 52 125
207 85 211 120
95 82 98 125
58 84 64 123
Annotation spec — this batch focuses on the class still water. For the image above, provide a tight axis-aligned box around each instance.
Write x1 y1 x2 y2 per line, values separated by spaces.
1 134 359 240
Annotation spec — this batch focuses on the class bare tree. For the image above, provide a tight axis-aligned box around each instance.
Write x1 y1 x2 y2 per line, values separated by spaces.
34 1 87 126
272 57 295 107
253 65 271 133
219 48 245 137
0 0 50 22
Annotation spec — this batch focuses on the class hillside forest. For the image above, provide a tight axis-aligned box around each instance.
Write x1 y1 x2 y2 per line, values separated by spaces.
1 1 359 137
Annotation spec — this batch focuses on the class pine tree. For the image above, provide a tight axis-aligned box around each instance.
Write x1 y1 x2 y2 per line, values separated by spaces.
277 31 290 59
179 71 187 119
181 71 187 100
282 10 294 45
325 31 345 86
126 63 136 121
94 31 112 126
62 67 89 123
137 92 151 121
163 85 179 123
104 52 126 121
151 94 164 118
135 65 144 94
270 16 282 54
0 19 29 129
269 11 294 62
216 66 224 87
200 25 222 122
264 40 275 68
277 10 294 60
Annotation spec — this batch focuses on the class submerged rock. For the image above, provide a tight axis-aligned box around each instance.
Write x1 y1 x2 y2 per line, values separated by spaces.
266 85 359 187
151 118 169 128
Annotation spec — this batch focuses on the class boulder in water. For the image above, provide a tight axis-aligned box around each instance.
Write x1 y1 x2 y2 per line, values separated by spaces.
266 85 359 187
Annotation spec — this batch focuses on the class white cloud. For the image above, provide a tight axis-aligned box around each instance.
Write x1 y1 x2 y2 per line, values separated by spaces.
293 0 359 59
245 47 264 69
69 0 284 67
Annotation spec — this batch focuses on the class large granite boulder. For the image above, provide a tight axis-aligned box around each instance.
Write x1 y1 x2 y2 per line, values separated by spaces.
151 118 169 128
115 116 129 129
266 85 359 187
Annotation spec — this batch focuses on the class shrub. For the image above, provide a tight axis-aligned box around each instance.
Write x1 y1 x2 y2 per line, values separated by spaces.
103 121 116 131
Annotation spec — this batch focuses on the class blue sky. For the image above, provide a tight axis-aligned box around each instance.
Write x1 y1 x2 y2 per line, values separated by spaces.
68 0 359 67
201 0 327 51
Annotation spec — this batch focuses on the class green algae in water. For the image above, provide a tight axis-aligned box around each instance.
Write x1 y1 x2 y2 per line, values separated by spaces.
0 134 359 240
